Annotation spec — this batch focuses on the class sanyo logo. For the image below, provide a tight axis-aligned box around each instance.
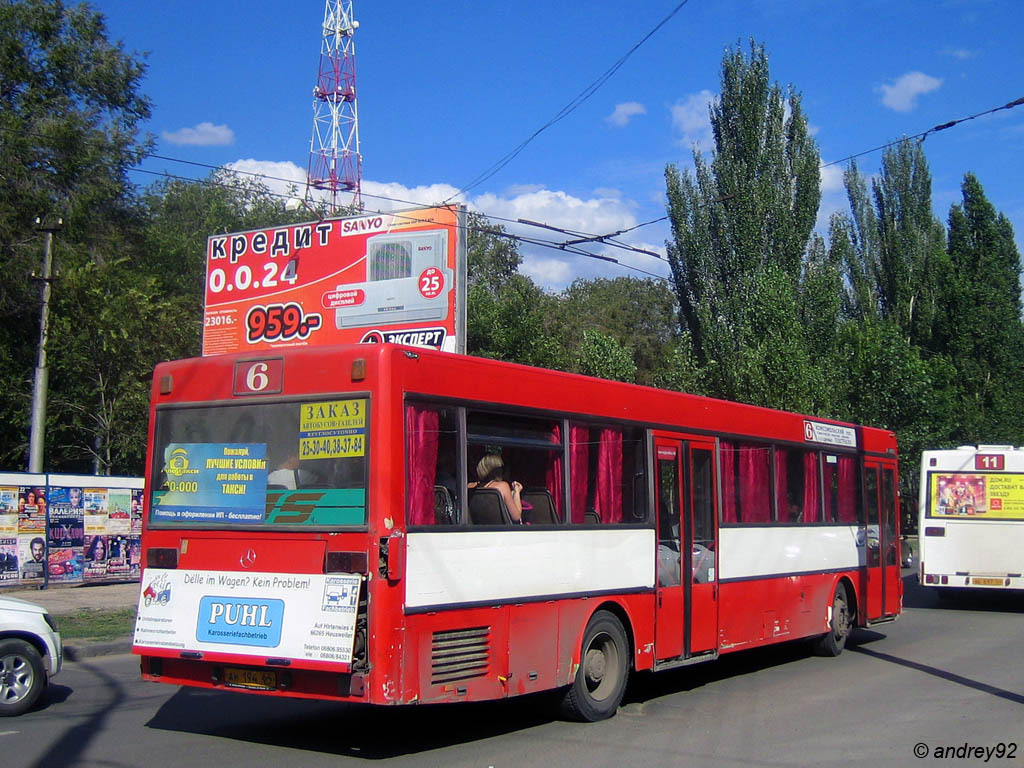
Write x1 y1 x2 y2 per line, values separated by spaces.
340 215 388 236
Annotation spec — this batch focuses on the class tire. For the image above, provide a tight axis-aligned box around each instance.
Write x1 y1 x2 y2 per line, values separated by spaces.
813 584 852 657
560 610 630 722
0 639 46 717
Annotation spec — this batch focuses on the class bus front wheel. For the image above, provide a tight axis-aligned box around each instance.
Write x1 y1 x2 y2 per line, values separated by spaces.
559 610 629 722
814 584 852 657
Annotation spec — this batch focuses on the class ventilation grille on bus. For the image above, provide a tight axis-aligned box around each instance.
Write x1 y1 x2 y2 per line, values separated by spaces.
431 626 490 685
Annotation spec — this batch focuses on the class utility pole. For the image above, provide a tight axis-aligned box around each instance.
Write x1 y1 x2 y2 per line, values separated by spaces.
28 217 61 474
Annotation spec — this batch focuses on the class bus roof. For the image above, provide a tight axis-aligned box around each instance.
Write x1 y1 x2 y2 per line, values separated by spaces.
153 344 897 455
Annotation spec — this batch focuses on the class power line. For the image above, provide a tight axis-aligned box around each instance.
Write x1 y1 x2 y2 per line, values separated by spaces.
4 93 1020 271
820 96 1024 169
442 0 693 203
132 166 670 281
138 154 672 266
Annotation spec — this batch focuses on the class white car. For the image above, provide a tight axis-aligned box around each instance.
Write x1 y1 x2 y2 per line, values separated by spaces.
0 595 62 716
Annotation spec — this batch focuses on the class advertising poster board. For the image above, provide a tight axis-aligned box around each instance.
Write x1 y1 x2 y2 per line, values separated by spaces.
0 487 18 582
134 568 362 665
929 471 1024 520
47 486 84 583
202 205 467 356
0 474 143 588
18 486 46 581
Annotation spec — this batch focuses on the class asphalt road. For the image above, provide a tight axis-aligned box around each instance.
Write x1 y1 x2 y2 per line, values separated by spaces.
4 573 1022 768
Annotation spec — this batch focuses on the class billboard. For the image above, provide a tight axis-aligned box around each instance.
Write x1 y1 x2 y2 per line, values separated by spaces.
0 472 143 588
202 205 466 356
928 471 1024 520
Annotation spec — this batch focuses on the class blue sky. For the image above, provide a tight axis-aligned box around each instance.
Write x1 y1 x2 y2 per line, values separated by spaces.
92 0 1023 290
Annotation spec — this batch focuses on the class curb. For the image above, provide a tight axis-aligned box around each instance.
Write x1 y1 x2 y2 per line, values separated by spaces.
64 638 134 661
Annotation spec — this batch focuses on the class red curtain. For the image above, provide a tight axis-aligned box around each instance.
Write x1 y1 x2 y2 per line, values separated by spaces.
775 448 788 523
547 423 566 520
739 445 771 523
405 405 439 526
837 455 857 522
568 425 589 523
720 441 737 523
803 452 821 522
596 428 623 524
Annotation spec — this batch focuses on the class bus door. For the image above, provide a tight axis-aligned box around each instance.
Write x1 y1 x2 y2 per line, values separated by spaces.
864 460 901 621
654 434 718 662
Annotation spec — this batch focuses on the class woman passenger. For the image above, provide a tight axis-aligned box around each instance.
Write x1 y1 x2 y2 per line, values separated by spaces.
469 454 523 522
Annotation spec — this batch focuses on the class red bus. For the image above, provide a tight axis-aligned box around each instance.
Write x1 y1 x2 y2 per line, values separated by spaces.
132 344 901 721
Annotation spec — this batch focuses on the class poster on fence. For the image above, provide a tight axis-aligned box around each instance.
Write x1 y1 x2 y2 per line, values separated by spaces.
47 487 84 582
0 475 143 587
0 537 17 582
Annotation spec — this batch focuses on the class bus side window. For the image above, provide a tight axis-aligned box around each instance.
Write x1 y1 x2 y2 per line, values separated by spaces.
406 403 459 526
569 424 645 526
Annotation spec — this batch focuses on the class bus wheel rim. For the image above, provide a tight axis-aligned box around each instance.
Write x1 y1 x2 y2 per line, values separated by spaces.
584 632 618 700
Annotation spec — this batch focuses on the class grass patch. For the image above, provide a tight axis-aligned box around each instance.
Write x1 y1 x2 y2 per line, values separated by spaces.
56 607 137 642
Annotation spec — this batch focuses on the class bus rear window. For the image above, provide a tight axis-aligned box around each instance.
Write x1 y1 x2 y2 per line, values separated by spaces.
150 399 368 527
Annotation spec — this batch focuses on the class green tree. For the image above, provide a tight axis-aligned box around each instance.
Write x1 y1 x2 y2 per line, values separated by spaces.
574 329 637 383
665 40 821 410
466 211 522 294
852 141 948 348
0 0 152 469
46 259 194 474
940 173 1024 443
553 277 678 386
467 275 567 371
833 165 880 323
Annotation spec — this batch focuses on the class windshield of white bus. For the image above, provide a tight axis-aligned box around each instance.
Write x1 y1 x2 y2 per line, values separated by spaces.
149 398 368 527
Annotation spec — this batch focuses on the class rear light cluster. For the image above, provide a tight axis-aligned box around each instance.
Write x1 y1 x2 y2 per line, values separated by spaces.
326 551 368 574
923 574 949 585
147 547 178 569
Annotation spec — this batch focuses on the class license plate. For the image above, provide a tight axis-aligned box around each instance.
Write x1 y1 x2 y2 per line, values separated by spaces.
971 577 1003 586
224 667 277 690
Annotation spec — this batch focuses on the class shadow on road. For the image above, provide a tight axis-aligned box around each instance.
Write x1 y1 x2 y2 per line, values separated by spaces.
29 661 126 768
146 627 895 757
147 685 560 758
849 644 1024 706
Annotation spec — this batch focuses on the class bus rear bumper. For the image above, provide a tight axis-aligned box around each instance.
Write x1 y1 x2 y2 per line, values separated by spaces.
140 655 369 702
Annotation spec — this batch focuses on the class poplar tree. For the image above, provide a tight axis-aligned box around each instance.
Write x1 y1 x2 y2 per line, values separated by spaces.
871 141 949 349
665 40 821 410
941 173 1024 442
0 0 151 469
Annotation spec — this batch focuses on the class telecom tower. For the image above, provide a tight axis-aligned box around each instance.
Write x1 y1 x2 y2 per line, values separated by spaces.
307 0 362 213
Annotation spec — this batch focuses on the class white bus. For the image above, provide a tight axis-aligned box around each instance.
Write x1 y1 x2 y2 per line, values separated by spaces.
919 445 1024 594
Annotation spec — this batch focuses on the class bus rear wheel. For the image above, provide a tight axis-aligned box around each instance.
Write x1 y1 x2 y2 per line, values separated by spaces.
560 610 629 722
814 584 852 657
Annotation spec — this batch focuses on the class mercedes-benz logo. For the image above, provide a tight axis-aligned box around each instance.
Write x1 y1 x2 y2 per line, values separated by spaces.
240 548 257 569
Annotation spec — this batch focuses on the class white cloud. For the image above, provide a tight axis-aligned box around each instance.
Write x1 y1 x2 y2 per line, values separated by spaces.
206 159 667 290
472 188 667 289
942 48 975 61
877 72 942 112
522 255 575 287
360 180 463 212
605 101 647 127
162 122 235 146
670 90 716 151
